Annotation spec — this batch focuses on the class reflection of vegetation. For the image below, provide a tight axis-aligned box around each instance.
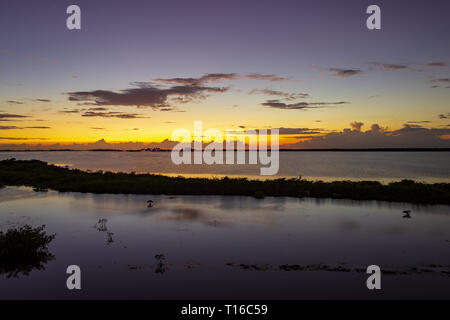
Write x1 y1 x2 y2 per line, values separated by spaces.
226 262 450 276
155 254 166 274
94 218 114 245
94 218 108 232
1 159 450 204
0 225 55 278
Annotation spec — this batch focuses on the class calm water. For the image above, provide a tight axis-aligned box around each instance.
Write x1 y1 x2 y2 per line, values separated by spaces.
0 187 449 299
1 151 450 182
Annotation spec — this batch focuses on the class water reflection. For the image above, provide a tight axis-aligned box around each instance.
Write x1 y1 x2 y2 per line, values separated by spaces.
1 186 450 299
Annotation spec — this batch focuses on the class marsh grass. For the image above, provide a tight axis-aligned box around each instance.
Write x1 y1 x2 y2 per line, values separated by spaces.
0 224 55 277
0 159 449 204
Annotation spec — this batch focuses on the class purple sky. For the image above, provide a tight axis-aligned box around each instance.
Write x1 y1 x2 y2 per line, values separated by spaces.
0 0 449 148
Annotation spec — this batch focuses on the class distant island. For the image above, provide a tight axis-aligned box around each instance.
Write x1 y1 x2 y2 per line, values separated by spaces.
1 159 449 204
0 148 449 152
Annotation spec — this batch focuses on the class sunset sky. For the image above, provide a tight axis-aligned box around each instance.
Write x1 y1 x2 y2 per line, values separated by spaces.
0 0 449 149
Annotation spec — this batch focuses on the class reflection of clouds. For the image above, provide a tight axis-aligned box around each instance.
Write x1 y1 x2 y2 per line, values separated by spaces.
383 225 406 235
337 218 360 231
161 208 202 221
155 207 233 228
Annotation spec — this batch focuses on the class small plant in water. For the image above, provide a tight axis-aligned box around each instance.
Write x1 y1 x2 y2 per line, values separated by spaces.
0 225 55 277
155 254 166 274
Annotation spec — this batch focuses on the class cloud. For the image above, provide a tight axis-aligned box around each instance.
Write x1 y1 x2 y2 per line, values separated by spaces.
154 73 238 85
35 99 51 103
0 113 29 120
155 73 291 85
81 111 149 119
0 137 50 141
439 113 450 119
261 99 348 110
407 120 431 124
244 74 291 82
90 127 106 130
7 100 23 104
326 68 363 78
283 122 450 149
278 127 324 135
371 63 409 70
26 126 51 129
431 78 450 83
0 125 50 130
350 121 364 131
87 107 109 111
66 81 228 110
249 89 309 100
60 108 81 113
426 62 447 67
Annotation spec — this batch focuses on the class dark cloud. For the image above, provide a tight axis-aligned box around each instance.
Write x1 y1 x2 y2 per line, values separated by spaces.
0 137 50 141
154 73 238 85
350 121 364 131
261 99 348 110
407 120 431 124
0 125 50 130
35 99 51 103
278 127 324 135
0 113 29 119
67 82 228 110
81 111 148 119
249 89 309 100
26 126 51 129
439 113 450 119
60 108 81 113
426 62 447 67
244 74 290 82
87 107 109 111
7 100 23 104
90 127 106 130
431 78 450 83
372 63 409 70
326 68 363 77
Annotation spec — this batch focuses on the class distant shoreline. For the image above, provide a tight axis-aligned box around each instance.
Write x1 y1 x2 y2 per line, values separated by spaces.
0 148 449 152
1 159 449 205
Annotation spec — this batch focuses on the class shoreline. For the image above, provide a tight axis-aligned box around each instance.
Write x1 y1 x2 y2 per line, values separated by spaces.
1 159 449 204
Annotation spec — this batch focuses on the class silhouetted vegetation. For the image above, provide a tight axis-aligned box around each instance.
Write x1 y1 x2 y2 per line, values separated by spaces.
0 224 55 277
0 159 449 204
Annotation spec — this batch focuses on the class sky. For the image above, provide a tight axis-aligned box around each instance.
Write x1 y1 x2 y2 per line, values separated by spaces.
0 0 449 149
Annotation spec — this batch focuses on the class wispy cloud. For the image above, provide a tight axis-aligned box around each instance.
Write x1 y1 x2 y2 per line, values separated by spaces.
81 111 149 119
325 68 363 78
426 62 447 67
244 73 291 82
261 100 348 110
0 113 29 120
249 89 309 100
154 73 238 85
0 125 50 130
